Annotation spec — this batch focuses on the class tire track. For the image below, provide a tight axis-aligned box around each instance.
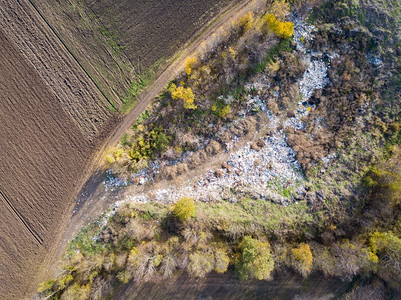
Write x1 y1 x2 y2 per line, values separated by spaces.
0 189 43 246
27 0 116 111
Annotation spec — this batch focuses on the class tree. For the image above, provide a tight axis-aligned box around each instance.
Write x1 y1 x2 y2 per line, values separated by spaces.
236 236 274 280
239 11 254 32
173 197 195 221
188 251 215 277
168 83 197 109
214 248 229 273
274 21 294 39
370 231 401 287
264 13 294 39
185 57 198 76
291 243 313 277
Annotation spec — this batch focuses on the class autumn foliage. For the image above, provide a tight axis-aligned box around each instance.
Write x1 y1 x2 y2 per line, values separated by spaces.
264 13 294 39
185 57 198 76
168 83 197 110
173 197 195 221
236 236 274 280
291 243 313 277
239 11 255 32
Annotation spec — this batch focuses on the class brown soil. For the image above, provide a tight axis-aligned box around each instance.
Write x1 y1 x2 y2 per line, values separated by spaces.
0 1 116 298
29 0 135 106
0 28 89 299
0 0 113 141
83 0 240 70
29 0 241 105
115 270 349 299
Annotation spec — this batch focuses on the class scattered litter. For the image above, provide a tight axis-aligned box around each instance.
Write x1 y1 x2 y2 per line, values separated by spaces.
101 16 333 207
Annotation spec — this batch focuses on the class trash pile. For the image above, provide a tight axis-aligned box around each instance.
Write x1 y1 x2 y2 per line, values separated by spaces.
123 130 303 205
104 170 130 192
104 17 332 207
292 14 316 53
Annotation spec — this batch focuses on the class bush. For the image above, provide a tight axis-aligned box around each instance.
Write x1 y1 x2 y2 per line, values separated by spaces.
105 148 124 164
173 197 195 221
185 57 198 76
264 13 294 39
129 127 171 163
168 83 197 109
62 283 91 300
236 236 274 280
218 105 232 118
188 251 215 277
37 279 54 294
291 243 313 277
214 248 230 273
370 231 401 287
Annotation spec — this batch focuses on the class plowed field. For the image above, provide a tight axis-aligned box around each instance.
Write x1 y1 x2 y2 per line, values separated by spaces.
0 0 113 140
30 0 239 104
83 0 239 70
0 1 115 298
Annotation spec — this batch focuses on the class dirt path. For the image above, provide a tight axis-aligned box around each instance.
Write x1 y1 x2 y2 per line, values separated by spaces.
41 0 259 285
106 0 256 149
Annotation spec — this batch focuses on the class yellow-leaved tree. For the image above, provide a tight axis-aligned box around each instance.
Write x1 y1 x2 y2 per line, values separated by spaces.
168 83 197 109
291 243 313 277
264 13 294 39
239 11 254 32
172 197 195 221
185 57 198 76
275 20 294 39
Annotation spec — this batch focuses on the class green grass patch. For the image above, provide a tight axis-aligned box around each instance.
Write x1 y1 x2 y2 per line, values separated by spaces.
99 25 127 55
199 198 312 234
66 220 104 258
120 59 165 114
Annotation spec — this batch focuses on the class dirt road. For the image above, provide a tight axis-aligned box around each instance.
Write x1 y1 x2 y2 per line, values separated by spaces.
107 0 256 148
43 0 260 286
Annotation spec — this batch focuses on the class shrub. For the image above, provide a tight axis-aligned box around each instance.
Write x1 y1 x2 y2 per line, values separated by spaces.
185 57 198 76
168 83 197 109
270 0 290 20
188 251 215 277
129 127 171 163
105 148 124 164
62 283 91 300
291 243 313 277
218 105 232 118
129 136 152 162
173 197 195 221
57 274 74 290
117 270 132 283
236 236 274 280
37 279 54 294
364 165 401 206
214 248 230 273
370 231 401 287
